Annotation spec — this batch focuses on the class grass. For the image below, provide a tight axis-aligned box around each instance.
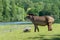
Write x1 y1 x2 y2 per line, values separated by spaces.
0 24 60 40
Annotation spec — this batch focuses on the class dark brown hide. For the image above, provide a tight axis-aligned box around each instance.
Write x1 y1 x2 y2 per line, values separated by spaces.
26 14 54 32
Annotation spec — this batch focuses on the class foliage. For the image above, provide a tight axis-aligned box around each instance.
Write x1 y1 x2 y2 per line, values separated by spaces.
0 0 60 22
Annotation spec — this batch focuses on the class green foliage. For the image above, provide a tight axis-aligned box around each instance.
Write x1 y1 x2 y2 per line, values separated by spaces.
0 0 3 21
0 0 60 22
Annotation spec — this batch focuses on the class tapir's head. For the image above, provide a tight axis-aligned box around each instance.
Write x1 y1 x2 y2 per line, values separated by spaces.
24 14 34 21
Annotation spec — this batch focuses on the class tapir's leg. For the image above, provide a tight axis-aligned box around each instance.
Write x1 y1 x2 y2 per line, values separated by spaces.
47 22 52 31
36 26 39 32
34 25 39 32
34 25 37 32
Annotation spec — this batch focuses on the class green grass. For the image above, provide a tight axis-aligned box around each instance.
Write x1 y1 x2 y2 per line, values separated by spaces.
0 24 60 40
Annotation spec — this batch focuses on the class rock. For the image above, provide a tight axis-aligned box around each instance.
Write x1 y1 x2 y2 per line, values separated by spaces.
23 26 31 32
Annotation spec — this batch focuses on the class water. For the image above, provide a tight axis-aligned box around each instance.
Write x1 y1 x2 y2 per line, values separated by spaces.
0 22 32 25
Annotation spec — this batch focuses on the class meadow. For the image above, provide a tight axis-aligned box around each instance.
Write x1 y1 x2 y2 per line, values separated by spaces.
0 23 60 40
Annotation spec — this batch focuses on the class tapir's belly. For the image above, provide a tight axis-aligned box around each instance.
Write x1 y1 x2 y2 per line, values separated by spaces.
33 21 47 26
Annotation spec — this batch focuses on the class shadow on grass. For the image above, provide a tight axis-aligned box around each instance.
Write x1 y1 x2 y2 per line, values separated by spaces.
43 38 60 40
28 34 60 40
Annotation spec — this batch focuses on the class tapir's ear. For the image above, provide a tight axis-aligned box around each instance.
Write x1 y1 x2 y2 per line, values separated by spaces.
27 13 34 16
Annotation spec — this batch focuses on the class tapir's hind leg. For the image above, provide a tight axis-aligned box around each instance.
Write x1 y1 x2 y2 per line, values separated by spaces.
47 22 52 31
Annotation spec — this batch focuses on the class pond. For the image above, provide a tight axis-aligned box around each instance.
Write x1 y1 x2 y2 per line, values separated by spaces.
0 22 32 25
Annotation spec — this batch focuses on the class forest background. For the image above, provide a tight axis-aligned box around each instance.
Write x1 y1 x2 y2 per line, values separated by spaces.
0 0 60 23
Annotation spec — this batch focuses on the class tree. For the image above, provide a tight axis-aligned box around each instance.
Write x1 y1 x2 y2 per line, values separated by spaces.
16 6 26 21
0 0 3 21
10 0 17 21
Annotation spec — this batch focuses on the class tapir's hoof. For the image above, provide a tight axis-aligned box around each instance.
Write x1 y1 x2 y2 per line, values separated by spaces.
48 29 52 31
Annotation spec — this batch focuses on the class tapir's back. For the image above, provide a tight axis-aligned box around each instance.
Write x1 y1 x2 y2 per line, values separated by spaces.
32 16 54 26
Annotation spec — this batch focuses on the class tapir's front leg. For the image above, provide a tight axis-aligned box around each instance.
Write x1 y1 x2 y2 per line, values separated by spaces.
34 25 39 32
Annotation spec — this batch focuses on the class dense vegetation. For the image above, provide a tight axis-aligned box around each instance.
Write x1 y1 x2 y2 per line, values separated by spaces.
0 0 60 22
